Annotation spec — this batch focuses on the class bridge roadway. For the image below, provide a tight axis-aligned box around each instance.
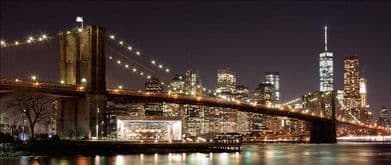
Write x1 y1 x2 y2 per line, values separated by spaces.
0 79 388 132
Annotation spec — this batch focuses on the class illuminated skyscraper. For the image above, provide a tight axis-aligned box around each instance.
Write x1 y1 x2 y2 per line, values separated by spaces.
216 68 236 98
359 77 368 108
344 56 361 111
319 26 334 92
264 72 280 102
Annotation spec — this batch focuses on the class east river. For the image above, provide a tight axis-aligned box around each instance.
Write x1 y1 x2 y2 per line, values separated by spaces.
1 143 391 165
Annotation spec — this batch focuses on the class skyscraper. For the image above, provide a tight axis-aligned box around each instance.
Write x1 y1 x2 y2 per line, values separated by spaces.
264 72 280 102
344 56 361 111
319 26 334 92
216 68 236 98
359 77 368 108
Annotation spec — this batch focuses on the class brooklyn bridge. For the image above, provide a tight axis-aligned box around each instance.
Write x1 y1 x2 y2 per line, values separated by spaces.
1 25 389 144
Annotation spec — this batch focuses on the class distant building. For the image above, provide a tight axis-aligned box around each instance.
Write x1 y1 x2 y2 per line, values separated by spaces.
144 77 163 116
184 66 203 96
264 72 280 102
319 26 334 92
145 77 163 92
377 107 390 127
252 82 274 105
344 56 361 119
234 85 249 101
169 74 186 94
359 78 368 108
216 68 236 98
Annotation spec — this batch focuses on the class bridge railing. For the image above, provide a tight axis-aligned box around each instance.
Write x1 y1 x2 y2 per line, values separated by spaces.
0 78 82 92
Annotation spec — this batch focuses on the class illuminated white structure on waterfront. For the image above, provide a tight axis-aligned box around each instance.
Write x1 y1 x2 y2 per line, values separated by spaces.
319 26 334 92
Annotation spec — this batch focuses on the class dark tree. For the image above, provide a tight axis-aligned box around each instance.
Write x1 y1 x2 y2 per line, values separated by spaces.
7 93 54 138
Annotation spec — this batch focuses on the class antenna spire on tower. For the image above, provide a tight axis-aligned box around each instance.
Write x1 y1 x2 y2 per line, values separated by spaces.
324 26 328 51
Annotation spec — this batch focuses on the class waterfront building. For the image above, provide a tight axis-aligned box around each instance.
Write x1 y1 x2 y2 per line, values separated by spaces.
116 116 182 141
233 85 250 132
319 26 334 92
344 56 361 119
264 72 280 102
378 107 390 127
216 68 236 99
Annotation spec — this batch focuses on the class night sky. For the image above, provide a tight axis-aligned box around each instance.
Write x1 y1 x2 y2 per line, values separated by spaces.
1 1 390 116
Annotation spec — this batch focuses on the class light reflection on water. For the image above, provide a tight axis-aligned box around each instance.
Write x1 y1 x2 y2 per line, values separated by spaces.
1 143 391 165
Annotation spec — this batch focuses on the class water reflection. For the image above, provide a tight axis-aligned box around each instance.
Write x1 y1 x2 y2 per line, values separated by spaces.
5 143 391 165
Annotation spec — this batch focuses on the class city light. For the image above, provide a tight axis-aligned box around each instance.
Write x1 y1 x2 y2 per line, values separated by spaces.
30 75 37 81
81 78 87 83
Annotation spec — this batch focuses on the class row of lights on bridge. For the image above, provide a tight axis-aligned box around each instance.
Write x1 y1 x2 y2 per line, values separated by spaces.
108 34 171 74
0 34 48 47
108 55 173 89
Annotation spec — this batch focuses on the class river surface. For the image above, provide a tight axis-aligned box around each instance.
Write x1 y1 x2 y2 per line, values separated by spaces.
1 143 391 165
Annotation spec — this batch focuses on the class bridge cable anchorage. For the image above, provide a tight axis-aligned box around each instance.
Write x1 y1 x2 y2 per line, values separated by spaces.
106 33 173 74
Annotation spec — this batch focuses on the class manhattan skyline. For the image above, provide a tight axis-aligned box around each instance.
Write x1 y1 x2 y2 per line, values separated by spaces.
1 1 390 116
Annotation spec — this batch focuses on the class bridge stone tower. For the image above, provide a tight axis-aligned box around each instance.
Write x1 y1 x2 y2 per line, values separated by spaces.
58 25 106 138
310 91 337 143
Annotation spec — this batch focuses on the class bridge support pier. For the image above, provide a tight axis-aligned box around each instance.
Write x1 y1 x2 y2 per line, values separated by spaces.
309 120 336 143
57 25 107 139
